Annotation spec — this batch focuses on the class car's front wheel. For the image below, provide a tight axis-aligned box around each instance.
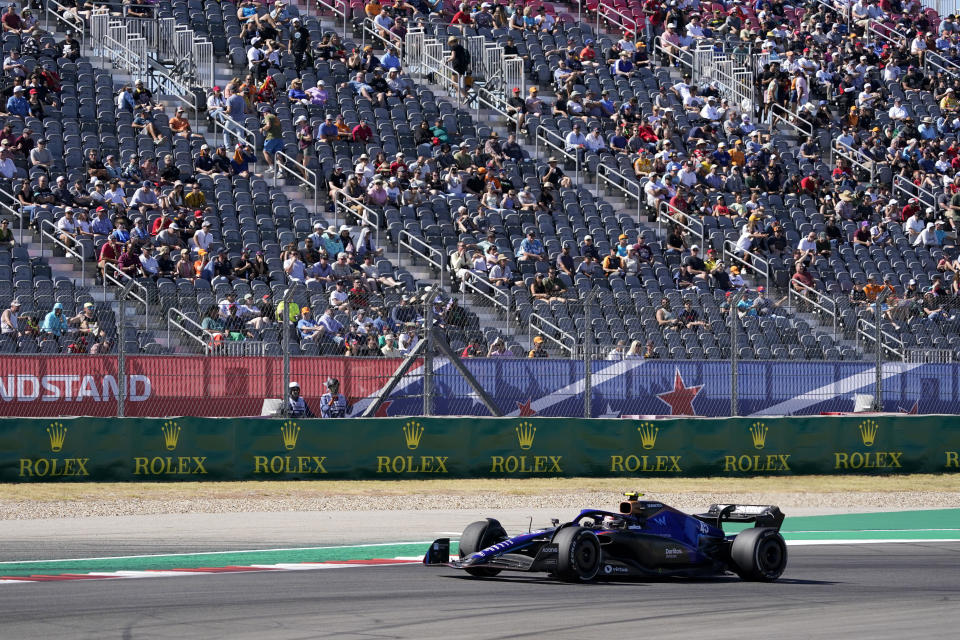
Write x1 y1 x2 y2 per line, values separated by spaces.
731 527 788 582
459 518 507 577
554 526 602 582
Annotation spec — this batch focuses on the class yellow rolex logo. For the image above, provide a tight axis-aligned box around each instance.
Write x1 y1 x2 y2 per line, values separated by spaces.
280 421 301 450
402 421 424 450
749 422 768 450
516 421 536 450
46 422 67 453
858 420 879 447
637 422 659 450
161 421 181 451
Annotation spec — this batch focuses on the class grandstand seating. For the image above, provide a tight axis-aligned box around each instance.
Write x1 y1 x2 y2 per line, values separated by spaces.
6 0 960 362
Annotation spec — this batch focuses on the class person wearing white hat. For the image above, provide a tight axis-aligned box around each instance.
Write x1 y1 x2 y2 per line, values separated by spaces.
286 381 314 418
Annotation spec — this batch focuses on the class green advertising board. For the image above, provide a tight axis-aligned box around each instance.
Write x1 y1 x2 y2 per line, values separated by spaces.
1 415 958 482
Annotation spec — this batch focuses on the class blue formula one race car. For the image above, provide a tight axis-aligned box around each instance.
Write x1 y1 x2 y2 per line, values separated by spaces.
424 493 787 583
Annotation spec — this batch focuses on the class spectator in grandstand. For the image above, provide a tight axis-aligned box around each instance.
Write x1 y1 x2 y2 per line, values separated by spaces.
0 298 23 336
132 106 164 145
40 302 67 337
168 108 194 139
5 85 27 117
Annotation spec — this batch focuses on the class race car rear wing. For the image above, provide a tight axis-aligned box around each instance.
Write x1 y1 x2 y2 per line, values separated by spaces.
696 504 785 531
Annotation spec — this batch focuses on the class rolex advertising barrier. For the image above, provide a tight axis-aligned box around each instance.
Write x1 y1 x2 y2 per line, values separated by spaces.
3 415 959 481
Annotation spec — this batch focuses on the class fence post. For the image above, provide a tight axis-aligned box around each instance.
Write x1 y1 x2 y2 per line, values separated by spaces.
584 292 592 418
281 287 292 417
730 292 738 417
873 292 887 412
118 296 126 418
423 296 433 416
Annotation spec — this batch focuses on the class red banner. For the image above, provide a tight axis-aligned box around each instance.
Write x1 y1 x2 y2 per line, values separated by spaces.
0 356 408 417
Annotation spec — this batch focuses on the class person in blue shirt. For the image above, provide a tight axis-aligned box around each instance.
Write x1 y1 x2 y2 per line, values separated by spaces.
6 86 29 117
380 47 401 71
117 85 135 113
286 382 314 418
519 230 546 262
317 114 338 143
41 302 68 337
297 307 324 341
110 222 131 244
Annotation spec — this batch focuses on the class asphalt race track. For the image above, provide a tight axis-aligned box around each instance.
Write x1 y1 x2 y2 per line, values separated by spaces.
0 542 957 639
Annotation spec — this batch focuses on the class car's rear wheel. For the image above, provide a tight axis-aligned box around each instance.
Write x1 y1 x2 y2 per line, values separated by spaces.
554 526 602 582
459 518 507 577
731 527 788 582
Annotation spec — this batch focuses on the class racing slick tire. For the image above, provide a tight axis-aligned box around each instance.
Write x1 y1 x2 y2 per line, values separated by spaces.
459 518 508 577
731 527 788 582
554 526 602 582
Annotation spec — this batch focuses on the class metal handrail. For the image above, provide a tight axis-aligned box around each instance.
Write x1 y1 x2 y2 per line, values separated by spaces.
315 0 349 38
335 190 381 248
770 103 813 138
856 317 905 361
831 138 877 183
594 161 643 221
787 278 838 338
272 150 319 215
893 174 941 210
103 262 150 330
925 49 960 82
460 268 511 332
723 239 769 292
39 219 87 288
657 200 705 249
44 0 85 50
596 4 637 35
362 17 401 51
529 311 574 356
397 229 444 291
166 307 209 352
533 125 581 184
866 20 908 48
210 112 259 154
654 34 694 75
0 183 25 245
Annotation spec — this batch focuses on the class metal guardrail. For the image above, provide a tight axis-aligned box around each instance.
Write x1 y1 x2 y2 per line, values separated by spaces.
44 0 85 49
770 103 813 138
788 278 838 339
103 262 150 330
596 5 637 36
39 219 87 288
831 138 877 183
272 150 319 215
657 201 705 249
210 112 259 155
654 34 694 76
925 49 960 83
533 125 581 185
0 183 25 245
724 239 769 292
594 162 643 220
856 317 905 361
397 230 444 291
529 311 574 356
361 17 400 51
866 20 907 48
335 191 380 248
460 269 511 333
166 307 209 352
315 0 349 37
893 174 940 211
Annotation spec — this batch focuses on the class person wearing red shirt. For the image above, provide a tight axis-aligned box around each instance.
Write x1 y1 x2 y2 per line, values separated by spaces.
449 6 472 25
579 41 597 67
351 119 373 142
712 196 730 216
97 235 119 280
1 6 22 33
151 211 172 236
669 187 689 214
791 263 815 292
799 173 818 194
